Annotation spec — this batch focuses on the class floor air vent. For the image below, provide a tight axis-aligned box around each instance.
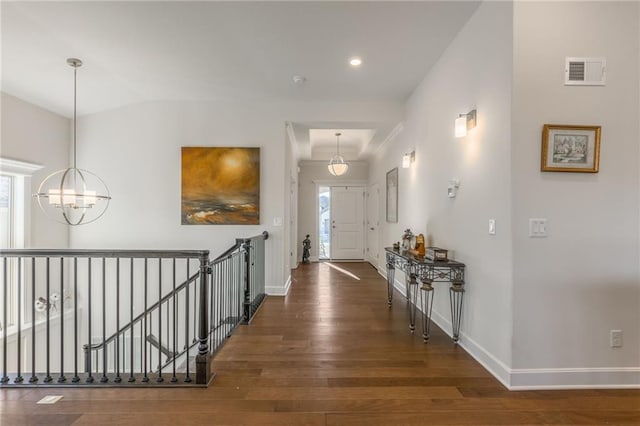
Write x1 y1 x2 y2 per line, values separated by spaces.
565 57 606 86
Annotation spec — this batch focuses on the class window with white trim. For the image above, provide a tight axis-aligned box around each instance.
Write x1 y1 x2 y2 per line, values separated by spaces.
0 158 43 332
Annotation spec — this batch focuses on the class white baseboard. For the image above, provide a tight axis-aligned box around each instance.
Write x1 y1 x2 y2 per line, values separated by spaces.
265 275 292 297
429 309 512 389
365 255 380 267
509 368 640 390
376 266 639 389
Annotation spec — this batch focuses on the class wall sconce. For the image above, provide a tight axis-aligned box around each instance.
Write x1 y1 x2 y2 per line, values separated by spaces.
455 109 477 138
402 150 415 168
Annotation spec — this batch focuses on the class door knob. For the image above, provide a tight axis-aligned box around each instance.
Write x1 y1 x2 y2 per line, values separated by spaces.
370 227 375 230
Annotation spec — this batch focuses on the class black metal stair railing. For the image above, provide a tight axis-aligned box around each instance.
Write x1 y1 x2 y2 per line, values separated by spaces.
81 258 205 385
0 231 268 387
240 231 268 324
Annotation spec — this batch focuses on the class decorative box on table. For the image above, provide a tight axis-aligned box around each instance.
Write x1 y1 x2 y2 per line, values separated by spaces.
425 247 448 261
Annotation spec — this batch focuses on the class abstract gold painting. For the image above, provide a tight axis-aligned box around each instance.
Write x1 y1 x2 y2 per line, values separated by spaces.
181 147 260 225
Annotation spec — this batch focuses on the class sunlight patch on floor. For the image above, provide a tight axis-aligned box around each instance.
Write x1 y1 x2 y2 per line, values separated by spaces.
325 262 361 281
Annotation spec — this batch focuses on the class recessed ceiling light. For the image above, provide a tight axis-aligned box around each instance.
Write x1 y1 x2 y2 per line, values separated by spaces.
349 57 362 67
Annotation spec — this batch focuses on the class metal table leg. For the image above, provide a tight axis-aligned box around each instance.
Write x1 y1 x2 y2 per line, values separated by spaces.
406 272 419 333
449 281 464 342
420 279 434 343
386 259 395 308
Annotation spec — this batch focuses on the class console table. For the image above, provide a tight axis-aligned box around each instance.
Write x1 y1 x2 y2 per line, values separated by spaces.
385 247 465 343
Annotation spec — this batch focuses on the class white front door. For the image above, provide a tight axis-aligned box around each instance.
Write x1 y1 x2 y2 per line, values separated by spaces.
366 184 379 265
331 186 365 260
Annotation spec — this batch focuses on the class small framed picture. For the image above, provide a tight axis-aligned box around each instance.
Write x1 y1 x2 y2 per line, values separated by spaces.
541 124 601 173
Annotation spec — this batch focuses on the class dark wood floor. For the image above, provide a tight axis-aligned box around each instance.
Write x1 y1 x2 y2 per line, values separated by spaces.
1 262 639 425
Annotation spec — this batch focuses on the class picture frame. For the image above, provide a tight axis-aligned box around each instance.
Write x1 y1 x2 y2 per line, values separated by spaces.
181 147 260 224
541 124 601 173
386 167 398 223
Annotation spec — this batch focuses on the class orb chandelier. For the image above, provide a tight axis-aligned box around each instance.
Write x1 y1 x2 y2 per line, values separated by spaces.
327 132 349 176
34 58 111 225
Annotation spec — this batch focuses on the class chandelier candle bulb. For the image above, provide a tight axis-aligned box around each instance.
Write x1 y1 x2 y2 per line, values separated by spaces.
84 190 97 206
62 189 76 207
47 189 61 206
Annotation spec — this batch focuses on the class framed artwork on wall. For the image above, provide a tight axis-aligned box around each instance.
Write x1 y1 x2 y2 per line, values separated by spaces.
181 147 260 224
541 124 601 173
386 167 398 223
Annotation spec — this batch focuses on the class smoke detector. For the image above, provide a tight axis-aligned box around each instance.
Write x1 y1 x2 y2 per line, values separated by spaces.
292 75 306 85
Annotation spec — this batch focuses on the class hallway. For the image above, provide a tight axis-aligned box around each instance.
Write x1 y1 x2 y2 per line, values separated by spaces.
1 262 639 425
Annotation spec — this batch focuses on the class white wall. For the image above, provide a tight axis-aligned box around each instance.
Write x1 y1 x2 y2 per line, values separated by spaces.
297 160 369 262
0 92 69 248
370 1 514 383
511 1 640 387
72 100 401 295
285 128 300 275
72 100 286 291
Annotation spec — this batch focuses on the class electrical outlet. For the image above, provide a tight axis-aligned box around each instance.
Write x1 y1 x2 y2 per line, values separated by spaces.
610 330 623 348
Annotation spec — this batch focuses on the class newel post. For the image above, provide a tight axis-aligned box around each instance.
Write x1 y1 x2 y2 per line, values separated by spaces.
242 239 252 324
195 252 212 385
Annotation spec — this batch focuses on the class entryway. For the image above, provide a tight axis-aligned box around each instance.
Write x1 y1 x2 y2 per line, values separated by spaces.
318 185 365 261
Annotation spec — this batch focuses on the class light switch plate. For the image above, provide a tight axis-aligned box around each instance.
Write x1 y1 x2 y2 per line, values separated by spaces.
529 218 547 237
488 219 496 235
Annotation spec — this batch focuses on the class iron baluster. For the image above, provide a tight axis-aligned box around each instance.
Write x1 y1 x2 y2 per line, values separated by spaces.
184 261 190 383
72 257 79 382
171 258 177 383
58 258 66 383
114 258 121 383
129 258 135 383
209 259 214 353
44 258 51 383
157 258 163 382
86 259 94 383
101 258 108 383
2 258 8 383
30 258 37 383
15 258 22 383
142 258 148 382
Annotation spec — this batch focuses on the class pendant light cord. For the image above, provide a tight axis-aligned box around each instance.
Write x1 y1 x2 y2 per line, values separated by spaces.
73 64 77 170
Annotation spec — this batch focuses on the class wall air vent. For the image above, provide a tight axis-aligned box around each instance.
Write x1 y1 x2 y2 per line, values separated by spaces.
565 57 606 86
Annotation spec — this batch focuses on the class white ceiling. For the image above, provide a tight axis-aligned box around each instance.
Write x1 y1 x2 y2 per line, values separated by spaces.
290 121 400 161
1 1 480 160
